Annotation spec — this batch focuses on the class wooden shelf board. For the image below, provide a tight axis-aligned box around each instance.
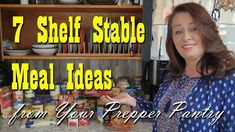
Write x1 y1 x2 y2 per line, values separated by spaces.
3 54 141 60
0 4 143 13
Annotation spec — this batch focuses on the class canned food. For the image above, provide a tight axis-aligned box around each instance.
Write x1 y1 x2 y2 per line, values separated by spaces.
25 89 35 100
103 106 111 126
1 85 12 99
76 99 87 111
1 98 13 119
78 117 89 126
23 100 32 113
22 104 32 114
32 104 43 113
44 101 56 118
86 98 96 112
117 77 130 91
50 83 60 100
13 90 24 102
96 106 104 124
13 101 24 110
59 94 73 105
60 82 70 94
25 99 33 106
71 90 80 100
68 118 78 127
111 87 121 97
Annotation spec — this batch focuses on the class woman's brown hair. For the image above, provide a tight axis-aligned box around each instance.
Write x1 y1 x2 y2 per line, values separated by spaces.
165 2 235 79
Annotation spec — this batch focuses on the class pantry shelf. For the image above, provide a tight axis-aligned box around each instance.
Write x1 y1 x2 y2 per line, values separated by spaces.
3 54 141 60
0 4 142 13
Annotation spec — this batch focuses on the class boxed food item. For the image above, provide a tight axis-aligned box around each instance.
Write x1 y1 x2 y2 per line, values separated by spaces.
84 89 113 97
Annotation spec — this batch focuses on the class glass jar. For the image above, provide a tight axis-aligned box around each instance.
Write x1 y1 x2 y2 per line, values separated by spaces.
117 77 130 91
121 0 132 5
132 76 144 98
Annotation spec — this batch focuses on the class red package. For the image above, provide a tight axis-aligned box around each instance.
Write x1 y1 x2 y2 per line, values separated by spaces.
59 94 74 105
84 89 112 97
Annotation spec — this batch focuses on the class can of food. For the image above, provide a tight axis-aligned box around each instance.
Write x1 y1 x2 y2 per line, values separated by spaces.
78 118 89 126
71 90 80 100
68 118 78 127
103 106 111 126
25 99 33 106
25 89 35 100
117 77 130 91
50 83 60 100
32 103 43 113
86 98 96 112
22 104 32 114
13 90 24 102
76 99 87 111
1 85 12 99
96 106 104 124
1 98 13 119
111 87 121 97
44 101 56 118
60 82 70 94
59 94 73 105
13 101 24 110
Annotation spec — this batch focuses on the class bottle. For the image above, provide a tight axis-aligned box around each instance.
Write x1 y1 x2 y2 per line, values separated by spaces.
133 76 144 98
121 0 132 5
117 77 130 92
21 0 29 4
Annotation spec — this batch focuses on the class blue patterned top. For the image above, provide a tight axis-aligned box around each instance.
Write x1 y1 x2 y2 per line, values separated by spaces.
135 70 235 132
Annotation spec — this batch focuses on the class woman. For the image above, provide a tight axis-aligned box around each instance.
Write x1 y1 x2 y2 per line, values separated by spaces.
101 2 235 131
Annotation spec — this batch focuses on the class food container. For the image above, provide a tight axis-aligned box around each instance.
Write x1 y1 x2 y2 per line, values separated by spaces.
71 90 80 100
0 85 12 99
96 106 104 124
111 87 121 97
32 103 43 113
59 94 73 105
44 101 56 118
25 89 35 100
68 118 78 127
76 99 87 111
109 105 133 130
117 77 130 91
13 101 24 110
13 90 24 102
78 117 89 126
22 100 32 114
50 83 60 100
0 85 13 118
86 98 96 112
84 89 112 97
1 98 13 119
60 82 70 94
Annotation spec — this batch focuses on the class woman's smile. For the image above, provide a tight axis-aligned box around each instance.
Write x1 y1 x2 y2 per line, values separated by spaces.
182 43 197 49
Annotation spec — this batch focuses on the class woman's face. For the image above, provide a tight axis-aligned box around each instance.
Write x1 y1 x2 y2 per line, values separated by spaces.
172 12 205 63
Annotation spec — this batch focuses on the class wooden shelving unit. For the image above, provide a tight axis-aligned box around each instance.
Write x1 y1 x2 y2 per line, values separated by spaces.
4 53 141 60
0 4 143 60
0 4 142 13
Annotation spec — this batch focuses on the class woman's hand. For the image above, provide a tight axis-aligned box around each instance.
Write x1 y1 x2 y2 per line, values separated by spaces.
100 92 137 107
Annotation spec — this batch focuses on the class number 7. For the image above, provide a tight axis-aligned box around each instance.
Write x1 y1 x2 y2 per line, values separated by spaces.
13 16 24 43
